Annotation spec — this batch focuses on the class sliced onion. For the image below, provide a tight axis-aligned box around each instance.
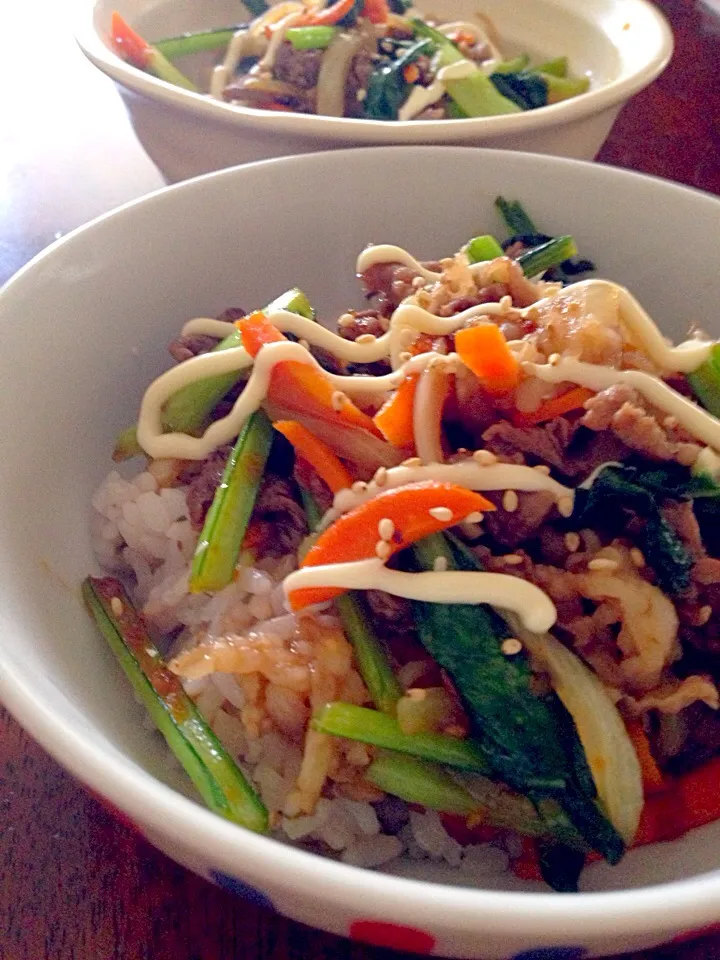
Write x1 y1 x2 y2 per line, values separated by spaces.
265 402 403 470
315 31 364 117
414 362 450 464
508 617 643 845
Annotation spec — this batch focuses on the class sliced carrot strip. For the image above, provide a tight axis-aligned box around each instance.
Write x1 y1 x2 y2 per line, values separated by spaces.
513 386 596 426
288 480 495 609
454 323 520 396
110 11 152 68
296 0 355 27
363 0 390 22
626 717 665 794
238 312 381 437
273 420 352 494
403 62 419 83
373 374 419 448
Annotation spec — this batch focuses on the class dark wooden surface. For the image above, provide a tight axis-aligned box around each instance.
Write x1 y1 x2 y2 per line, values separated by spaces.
2 1 720 957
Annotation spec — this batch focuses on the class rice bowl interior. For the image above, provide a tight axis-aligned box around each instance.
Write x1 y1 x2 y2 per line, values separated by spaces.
3 148 720 957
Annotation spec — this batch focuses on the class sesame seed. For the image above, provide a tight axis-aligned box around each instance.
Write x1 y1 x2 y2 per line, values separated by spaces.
502 554 524 566
412 276 426 290
375 540 391 560
533 464 551 475
402 456 423 467
378 517 395 541
588 558 619 572
548 353 561 366
473 449 497 466
398 351 412 364
630 547 646 568
338 313 355 328
356 88 367 102
429 506 453 522
110 597 124 616
558 496 574 518
499 295 513 313
356 333 376 345
351 480 367 493
464 511 485 524
331 391 346 411
663 415 678 429
407 688 427 701
501 637 523 656
698 605 713 626
457 447 469 456
298 337 309 350
374 467 388 487
565 532 581 553
502 490 519 513
433 556 448 572
460 521 484 538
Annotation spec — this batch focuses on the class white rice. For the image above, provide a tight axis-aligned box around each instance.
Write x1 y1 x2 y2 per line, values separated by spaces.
90 467 513 879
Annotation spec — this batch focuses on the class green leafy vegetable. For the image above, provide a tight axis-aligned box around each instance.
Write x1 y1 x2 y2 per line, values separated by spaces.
490 71 548 110
517 236 579 277
364 39 434 121
411 20 521 118
573 465 693 595
492 54 531 75
495 196 537 236
542 72 590 103
536 56 569 77
83 577 268 831
411 533 623 872
243 0 269 16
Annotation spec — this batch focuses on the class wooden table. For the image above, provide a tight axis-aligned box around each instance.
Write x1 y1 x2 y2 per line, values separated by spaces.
1 1 720 957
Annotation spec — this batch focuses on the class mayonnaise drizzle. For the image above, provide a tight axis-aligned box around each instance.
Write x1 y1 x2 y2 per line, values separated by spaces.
321 461 573 528
559 280 713 374
283 558 557 633
398 59 477 121
136 342 454 459
526 358 720 451
356 244 442 281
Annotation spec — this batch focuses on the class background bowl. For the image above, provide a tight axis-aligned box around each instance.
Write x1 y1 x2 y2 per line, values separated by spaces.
2 147 720 958
76 0 673 182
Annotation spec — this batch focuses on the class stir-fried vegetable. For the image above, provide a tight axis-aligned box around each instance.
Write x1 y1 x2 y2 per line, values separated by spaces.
516 236 579 277
110 12 198 91
286 25 338 49
513 621 644 845
299 489 402 712
313 702 490 772
83 577 268 831
364 39 434 121
412 534 624 870
239 311 382 437
464 234 504 263
366 751 480 815
113 288 313 461
190 410 273 593
153 27 241 60
272 420 352 493
288 481 495 609
454 323 520 395
411 20 521 118
572 465 693 596
373 373 419 447
689 344 720 418
296 0 357 27
513 386 595 426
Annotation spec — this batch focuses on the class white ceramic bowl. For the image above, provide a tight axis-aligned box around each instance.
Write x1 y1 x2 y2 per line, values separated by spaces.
76 0 673 182
3 147 720 959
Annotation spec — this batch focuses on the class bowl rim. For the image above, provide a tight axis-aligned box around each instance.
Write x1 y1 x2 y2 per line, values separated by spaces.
74 0 674 144
3 146 720 945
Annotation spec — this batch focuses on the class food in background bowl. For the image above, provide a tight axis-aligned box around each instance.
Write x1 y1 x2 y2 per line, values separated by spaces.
109 4 588 120
86 194 720 893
